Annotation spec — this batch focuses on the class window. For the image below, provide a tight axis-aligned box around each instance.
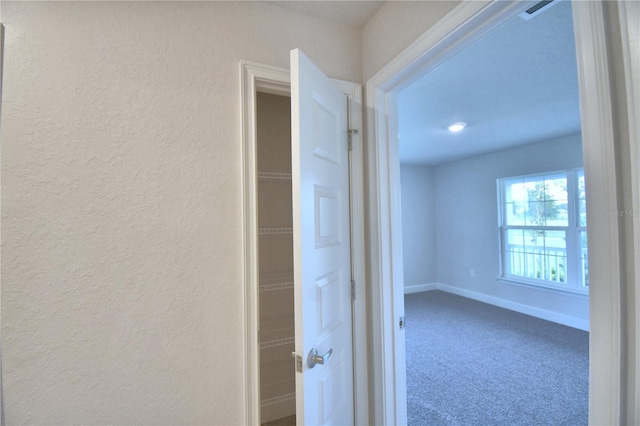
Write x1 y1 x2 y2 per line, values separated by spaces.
498 169 588 293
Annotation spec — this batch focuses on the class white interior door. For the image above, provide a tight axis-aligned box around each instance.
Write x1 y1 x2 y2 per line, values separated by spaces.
290 48 354 425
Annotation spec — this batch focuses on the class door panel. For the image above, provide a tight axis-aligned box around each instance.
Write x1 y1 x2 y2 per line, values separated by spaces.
290 48 354 425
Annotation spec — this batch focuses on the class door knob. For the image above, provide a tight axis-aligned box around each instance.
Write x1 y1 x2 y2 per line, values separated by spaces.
307 347 333 368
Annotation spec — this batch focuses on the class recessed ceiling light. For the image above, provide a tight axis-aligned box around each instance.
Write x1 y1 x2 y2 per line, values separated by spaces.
448 122 466 133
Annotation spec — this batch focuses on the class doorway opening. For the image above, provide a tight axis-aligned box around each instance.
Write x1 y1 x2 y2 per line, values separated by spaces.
396 2 589 423
366 0 624 424
241 60 367 426
255 90 296 425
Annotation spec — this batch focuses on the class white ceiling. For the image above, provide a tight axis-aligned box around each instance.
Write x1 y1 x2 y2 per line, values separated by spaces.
398 0 581 166
269 1 384 27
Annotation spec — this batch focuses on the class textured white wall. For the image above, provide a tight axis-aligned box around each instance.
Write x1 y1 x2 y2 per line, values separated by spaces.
0 2 360 424
400 165 437 286
433 134 588 321
361 0 462 81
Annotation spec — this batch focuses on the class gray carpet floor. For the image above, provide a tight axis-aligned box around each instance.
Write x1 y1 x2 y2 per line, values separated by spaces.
405 291 588 426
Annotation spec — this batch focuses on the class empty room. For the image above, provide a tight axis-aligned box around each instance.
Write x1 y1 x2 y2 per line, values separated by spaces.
397 1 589 424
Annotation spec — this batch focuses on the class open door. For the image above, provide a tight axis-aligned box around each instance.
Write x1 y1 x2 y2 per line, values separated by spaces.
290 49 354 425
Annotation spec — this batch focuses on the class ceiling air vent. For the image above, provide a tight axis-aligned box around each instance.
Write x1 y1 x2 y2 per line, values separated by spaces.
519 0 558 20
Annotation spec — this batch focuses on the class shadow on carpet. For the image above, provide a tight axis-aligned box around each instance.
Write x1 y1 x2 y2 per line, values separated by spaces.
405 291 588 426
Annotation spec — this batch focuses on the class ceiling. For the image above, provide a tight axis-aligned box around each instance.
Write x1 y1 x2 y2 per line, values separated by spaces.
397 0 581 166
269 1 385 27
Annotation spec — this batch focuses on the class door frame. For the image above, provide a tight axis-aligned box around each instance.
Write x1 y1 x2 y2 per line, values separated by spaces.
240 61 367 425
365 1 636 425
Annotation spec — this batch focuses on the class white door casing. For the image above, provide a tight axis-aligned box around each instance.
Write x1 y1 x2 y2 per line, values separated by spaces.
0 22 5 426
366 0 633 424
240 61 365 426
290 49 354 425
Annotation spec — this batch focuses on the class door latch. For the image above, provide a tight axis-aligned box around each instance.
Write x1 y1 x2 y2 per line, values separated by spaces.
348 128 358 150
292 352 303 373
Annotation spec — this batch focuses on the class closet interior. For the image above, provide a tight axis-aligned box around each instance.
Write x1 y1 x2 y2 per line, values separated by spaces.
256 91 296 424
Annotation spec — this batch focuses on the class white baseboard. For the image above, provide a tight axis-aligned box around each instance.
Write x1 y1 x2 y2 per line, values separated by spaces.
404 283 438 294
406 282 590 331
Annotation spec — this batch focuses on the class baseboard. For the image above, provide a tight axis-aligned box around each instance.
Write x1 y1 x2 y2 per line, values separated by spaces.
404 283 439 294
407 282 589 331
432 283 589 331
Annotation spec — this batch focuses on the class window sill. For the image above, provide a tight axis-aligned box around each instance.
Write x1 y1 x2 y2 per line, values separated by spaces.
498 276 589 297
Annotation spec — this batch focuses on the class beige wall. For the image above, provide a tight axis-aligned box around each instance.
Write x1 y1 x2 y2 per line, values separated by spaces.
361 0 462 81
9 1 634 424
0 2 360 424
400 165 437 287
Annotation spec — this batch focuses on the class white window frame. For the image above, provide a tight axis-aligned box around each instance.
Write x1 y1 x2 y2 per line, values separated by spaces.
498 168 588 294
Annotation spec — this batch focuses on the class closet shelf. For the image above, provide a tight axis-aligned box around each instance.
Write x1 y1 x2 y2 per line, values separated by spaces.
261 378 295 401
260 318 294 341
260 356 295 369
261 392 296 407
260 336 295 349
258 172 292 181
260 312 293 324
260 270 294 283
261 327 294 343
260 281 294 292
259 227 293 235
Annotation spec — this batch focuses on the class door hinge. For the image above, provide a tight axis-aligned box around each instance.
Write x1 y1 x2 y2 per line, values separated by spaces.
399 316 406 330
292 352 303 373
348 128 359 150
350 279 356 300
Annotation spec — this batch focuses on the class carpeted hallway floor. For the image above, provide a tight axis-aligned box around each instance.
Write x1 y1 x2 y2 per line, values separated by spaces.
405 291 588 426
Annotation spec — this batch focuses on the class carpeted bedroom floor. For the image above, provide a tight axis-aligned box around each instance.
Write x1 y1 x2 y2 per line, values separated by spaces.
405 291 589 426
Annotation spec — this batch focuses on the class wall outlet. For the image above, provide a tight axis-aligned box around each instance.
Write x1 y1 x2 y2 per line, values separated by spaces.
469 269 476 277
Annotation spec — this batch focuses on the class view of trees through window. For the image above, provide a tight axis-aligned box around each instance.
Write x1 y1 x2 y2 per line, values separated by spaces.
500 169 588 292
